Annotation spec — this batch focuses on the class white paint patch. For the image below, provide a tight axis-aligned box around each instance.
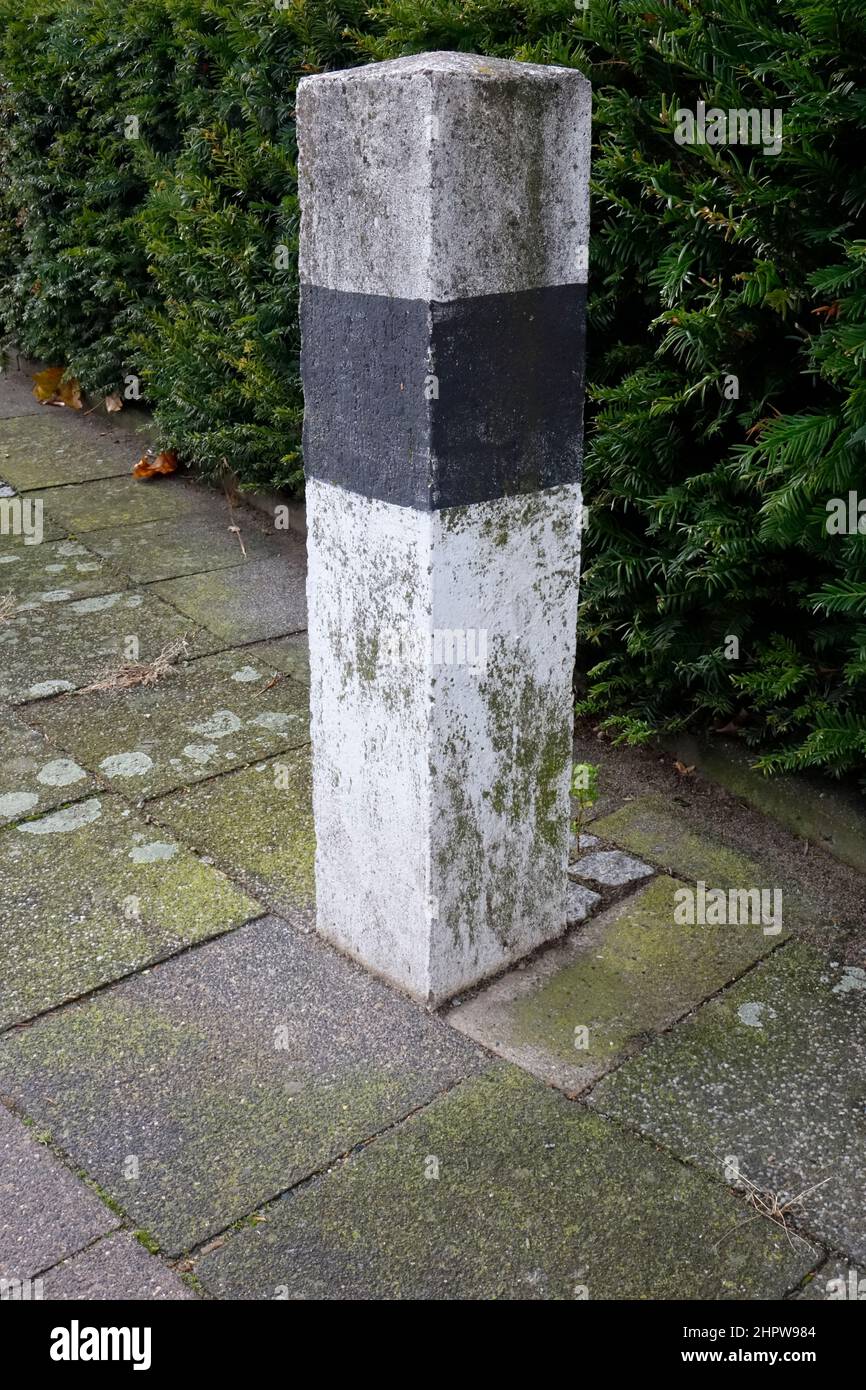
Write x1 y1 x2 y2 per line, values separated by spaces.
45 563 67 574
182 742 219 765
37 758 88 787
70 593 122 614
56 542 89 557
737 1001 777 1029
833 966 866 995
0 791 39 818
231 666 261 683
27 679 74 698
190 710 242 739
38 589 74 604
19 798 102 835
250 711 295 733
307 477 582 1003
99 751 154 778
75 561 100 572
0 555 20 565
129 841 178 864
124 595 143 608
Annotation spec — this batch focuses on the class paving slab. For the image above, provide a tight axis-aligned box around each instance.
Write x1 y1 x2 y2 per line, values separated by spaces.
0 916 486 1255
449 876 783 1095
0 414 135 490
794 1259 864 1301
570 848 654 888
28 649 310 800
591 795 819 926
41 1234 196 1301
0 585 218 704
197 1065 817 1300
566 881 601 925
149 751 315 914
250 634 310 687
25 475 207 533
0 514 65 553
152 553 307 645
0 793 261 1029
669 734 866 876
0 1104 117 1281
0 708 95 828
0 362 44 419
0 536 127 603
590 941 866 1262
85 511 281 585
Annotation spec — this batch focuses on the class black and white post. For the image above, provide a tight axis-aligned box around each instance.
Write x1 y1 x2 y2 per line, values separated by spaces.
298 52 590 1004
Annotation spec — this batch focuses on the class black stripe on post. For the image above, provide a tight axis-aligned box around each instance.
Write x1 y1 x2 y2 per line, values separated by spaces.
301 282 586 510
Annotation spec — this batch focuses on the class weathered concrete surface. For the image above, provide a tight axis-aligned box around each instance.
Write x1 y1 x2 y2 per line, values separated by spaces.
0 1104 117 1280
0 917 486 1255
197 1066 817 1300
570 848 654 888
0 585 217 704
41 1234 196 1300
0 794 261 1028
0 361 44 419
0 536 126 603
28 649 310 800
669 734 866 876
251 635 310 686
590 942 866 1262
0 415 133 490
591 795 821 928
566 881 601 925
85 511 280 584
449 875 783 1095
26 475 205 533
794 1259 863 1301
152 553 307 644
0 709 93 828
298 52 590 302
307 479 582 1004
149 752 314 915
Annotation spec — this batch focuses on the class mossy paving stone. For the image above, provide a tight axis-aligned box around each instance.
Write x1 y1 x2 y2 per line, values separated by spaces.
0 917 486 1255
196 1065 817 1300
0 1104 118 1280
27 649 310 800
449 875 784 1096
151 552 307 645
149 751 315 914
0 793 261 1029
25 475 208 534
250 634 310 687
0 708 95 828
591 795 820 926
589 942 866 1262
0 536 127 603
84 511 282 585
0 515 66 553
0 415 134 490
0 586 220 704
41 1233 197 1300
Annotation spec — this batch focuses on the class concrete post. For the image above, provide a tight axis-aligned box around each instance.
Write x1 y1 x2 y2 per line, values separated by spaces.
298 52 590 1005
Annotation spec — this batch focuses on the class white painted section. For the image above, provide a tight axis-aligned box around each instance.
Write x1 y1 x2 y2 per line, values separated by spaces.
297 52 591 301
306 478 582 1003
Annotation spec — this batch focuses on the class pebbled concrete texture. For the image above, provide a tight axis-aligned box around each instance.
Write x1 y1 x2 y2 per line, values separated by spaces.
0 536 127 604
794 1259 864 1301
148 752 315 915
152 552 307 645
589 941 866 1262
0 707 94 828
0 584 218 704
196 1065 817 1301
25 474 206 534
0 414 135 490
41 1234 197 1301
0 917 486 1256
0 1104 117 1280
28 648 310 800
449 875 782 1095
84 510 280 585
298 52 590 301
570 848 654 888
0 793 261 1028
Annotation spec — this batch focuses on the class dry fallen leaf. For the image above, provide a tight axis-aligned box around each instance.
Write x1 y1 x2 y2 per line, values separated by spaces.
32 366 83 410
132 449 178 480
104 393 123 412
673 760 695 777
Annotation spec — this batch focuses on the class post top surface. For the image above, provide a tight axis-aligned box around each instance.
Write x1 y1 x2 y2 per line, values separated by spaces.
298 50 589 91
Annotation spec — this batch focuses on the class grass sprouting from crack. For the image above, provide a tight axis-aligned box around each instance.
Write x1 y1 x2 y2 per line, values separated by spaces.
78 636 190 693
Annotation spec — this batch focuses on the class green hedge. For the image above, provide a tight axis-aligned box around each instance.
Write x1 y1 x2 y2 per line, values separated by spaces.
2 0 865 778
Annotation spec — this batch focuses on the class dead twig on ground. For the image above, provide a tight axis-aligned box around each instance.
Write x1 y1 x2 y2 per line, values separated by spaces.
715 1170 831 1254
0 591 16 625
78 636 190 693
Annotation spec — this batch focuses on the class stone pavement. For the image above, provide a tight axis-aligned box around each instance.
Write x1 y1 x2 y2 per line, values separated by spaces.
0 369 864 1300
